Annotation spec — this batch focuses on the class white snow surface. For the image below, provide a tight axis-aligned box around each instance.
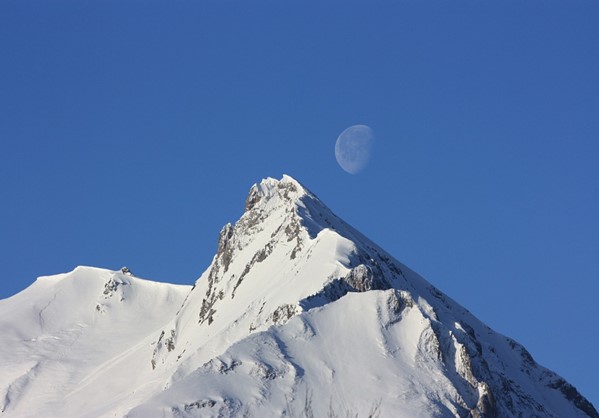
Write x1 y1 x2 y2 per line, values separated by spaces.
0 175 596 418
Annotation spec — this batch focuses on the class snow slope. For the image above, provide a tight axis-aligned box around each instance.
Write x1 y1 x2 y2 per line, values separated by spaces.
0 175 596 417
0 267 190 417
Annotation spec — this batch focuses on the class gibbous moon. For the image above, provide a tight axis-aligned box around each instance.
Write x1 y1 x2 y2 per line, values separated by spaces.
335 125 374 174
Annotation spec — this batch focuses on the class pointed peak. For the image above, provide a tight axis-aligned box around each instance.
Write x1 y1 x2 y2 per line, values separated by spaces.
280 174 303 187
244 175 310 212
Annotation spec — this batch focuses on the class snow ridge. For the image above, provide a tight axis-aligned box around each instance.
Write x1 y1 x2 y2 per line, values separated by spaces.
0 175 596 418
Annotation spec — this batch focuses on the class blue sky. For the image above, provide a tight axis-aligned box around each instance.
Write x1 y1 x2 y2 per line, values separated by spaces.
1 0 598 408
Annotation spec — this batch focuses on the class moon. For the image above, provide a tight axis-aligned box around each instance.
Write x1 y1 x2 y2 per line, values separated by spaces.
335 125 374 174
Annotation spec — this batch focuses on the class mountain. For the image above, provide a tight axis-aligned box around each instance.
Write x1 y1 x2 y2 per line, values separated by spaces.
0 175 596 418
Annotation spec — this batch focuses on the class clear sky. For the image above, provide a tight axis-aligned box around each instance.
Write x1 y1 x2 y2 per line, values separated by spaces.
1 0 598 408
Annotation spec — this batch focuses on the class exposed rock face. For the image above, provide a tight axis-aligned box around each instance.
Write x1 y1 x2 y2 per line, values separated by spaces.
549 378 598 418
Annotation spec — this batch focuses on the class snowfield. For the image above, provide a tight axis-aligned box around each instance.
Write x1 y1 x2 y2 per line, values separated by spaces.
1 175 596 417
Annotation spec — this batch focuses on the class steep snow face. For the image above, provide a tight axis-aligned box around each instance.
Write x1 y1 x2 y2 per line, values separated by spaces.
0 175 597 418
130 290 468 418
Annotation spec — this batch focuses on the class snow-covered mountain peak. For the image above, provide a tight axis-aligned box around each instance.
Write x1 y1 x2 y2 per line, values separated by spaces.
240 174 352 250
244 174 308 211
140 176 599 417
1 175 596 417
145 175 408 383
241 174 322 239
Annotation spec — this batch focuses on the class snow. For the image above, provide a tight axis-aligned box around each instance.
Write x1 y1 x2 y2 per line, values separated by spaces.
0 266 190 417
0 175 596 418
129 290 460 417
